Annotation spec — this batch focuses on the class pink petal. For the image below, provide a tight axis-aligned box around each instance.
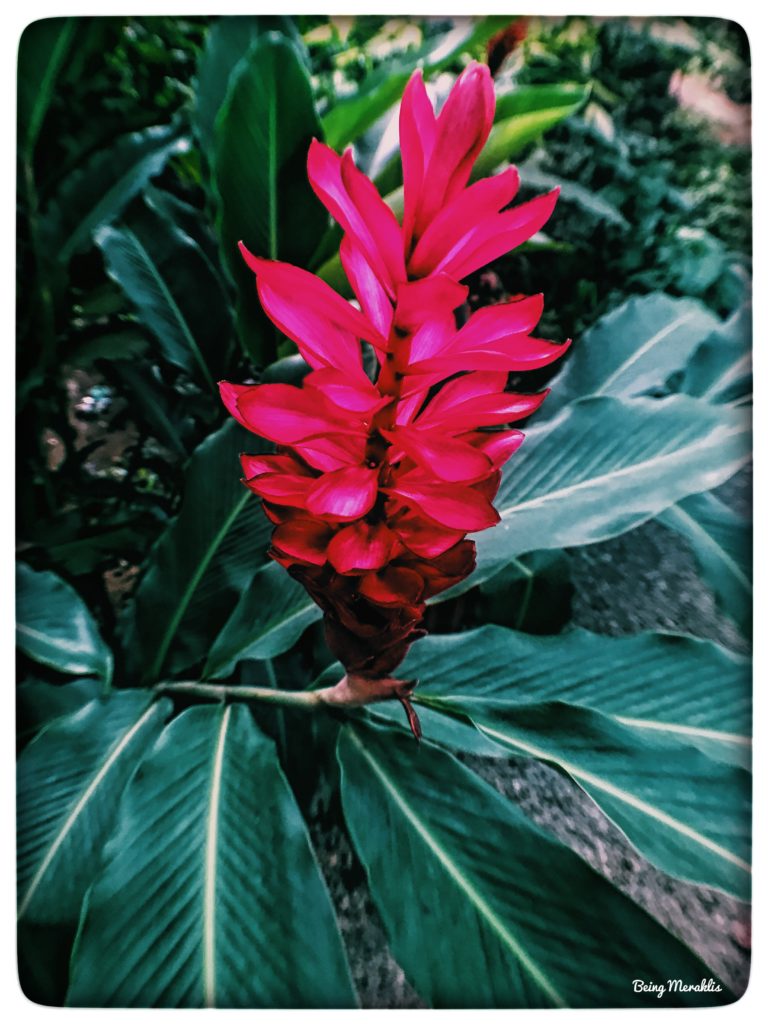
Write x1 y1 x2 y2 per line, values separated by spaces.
339 235 393 340
394 386 430 426
305 466 379 520
413 62 495 239
239 246 384 367
415 371 508 427
235 384 360 444
399 70 436 252
271 518 334 565
294 433 367 472
239 452 311 480
244 473 314 507
417 390 549 433
388 479 500 531
382 427 492 483
219 381 252 430
358 566 425 606
340 151 406 291
304 368 389 414
414 336 572 374
392 512 465 558
465 429 525 469
408 166 520 277
450 295 545 351
394 274 468 331
406 313 457 365
436 189 560 280
308 140 401 297
327 521 397 573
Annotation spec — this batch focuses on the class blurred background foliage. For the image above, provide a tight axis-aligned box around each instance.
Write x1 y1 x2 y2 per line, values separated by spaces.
16 14 752 1009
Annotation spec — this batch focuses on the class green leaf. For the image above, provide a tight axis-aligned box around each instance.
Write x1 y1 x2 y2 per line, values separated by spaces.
194 15 306 153
95 195 233 387
119 420 271 684
517 160 628 227
16 562 113 684
18 17 77 158
204 561 321 679
17 678 102 745
404 626 751 765
44 125 189 264
660 492 752 638
678 304 752 405
471 96 587 180
338 722 732 1008
67 704 356 1008
322 16 513 151
544 294 721 418
17 691 170 925
471 395 751 587
211 33 326 361
429 701 750 900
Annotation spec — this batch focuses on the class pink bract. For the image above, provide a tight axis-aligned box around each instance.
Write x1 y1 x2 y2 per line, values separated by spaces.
220 61 570 680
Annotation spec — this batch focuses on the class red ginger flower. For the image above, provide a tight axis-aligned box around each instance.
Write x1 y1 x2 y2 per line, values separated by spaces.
220 61 570 710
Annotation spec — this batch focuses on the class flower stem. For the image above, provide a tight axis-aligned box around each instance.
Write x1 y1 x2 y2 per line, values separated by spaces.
155 680 324 708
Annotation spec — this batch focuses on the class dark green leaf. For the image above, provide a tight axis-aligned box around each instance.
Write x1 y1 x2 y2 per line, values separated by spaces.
339 722 732 1008
17 678 102 746
204 562 321 679
678 304 752 405
471 395 751 587
194 16 306 152
16 562 112 684
404 626 750 764
425 701 751 900
544 294 721 418
44 125 189 263
18 17 77 158
660 492 752 638
67 704 356 1008
119 420 271 683
17 691 170 925
95 196 233 387
211 34 326 361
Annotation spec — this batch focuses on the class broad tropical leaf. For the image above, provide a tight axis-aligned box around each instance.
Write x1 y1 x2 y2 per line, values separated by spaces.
471 395 750 586
67 704 356 1008
515 159 628 227
119 420 271 683
401 626 751 764
16 562 113 684
660 492 752 638
17 678 102 746
18 17 77 158
423 700 750 900
44 125 189 263
17 691 170 925
211 33 326 360
193 15 306 152
472 92 589 180
544 294 721 417
95 195 233 387
678 304 752 405
204 561 322 679
338 722 732 1008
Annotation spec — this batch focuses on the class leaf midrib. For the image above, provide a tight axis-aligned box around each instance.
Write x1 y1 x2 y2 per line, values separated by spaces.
474 721 750 874
347 729 567 1008
18 701 157 919
663 503 752 594
147 489 252 682
118 226 214 390
594 311 697 396
499 423 749 519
